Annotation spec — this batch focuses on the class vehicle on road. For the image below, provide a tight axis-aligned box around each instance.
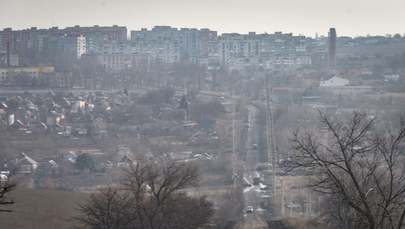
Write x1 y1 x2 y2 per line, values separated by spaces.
246 206 254 213
256 208 267 214
256 162 272 171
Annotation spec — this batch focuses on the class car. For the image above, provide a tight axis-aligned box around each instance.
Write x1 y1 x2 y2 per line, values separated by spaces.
259 184 269 190
246 206 254 213
256 162 272 171
256 208 267 214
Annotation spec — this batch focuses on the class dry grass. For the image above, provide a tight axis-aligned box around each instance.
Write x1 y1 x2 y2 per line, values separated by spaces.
0 188 89 229
282 216 327 229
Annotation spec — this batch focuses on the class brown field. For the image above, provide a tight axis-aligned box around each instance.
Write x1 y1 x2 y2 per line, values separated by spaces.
0 188 90 229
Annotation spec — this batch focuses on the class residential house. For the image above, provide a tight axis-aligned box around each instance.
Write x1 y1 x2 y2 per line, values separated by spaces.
113 92 132 107
168 151 193 162
91 114 108 138
9 119 30 132
46 111 64 126
144 151 155 161
116 147 136 167
15 153 38 174
60 151 78 175
36 159 60 177
92 160 113 173
0 108 6 128
62 151 78 161
0 174 7 183
320 75 349 87
384 74 400 82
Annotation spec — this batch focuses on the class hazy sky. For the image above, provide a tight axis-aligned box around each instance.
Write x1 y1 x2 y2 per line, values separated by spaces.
1 0 404 37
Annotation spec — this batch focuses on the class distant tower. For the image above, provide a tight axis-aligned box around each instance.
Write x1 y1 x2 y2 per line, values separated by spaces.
6 42 10 67
328 28 336 69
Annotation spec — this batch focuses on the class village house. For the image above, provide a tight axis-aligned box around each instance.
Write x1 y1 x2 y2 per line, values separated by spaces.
91 114 108 138
15 153 38 174
320 75 349 87
116 146 136 167
46 111 64 126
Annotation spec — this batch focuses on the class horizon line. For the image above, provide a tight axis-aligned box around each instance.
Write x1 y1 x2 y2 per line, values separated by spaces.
1 24 403 39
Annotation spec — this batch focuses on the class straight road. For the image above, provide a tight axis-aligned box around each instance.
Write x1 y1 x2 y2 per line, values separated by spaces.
235 105 270 228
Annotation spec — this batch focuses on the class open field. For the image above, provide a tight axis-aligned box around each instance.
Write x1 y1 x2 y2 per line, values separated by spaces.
0 188 89 229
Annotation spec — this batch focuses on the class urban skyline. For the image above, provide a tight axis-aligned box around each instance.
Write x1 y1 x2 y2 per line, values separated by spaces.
2 0 404 38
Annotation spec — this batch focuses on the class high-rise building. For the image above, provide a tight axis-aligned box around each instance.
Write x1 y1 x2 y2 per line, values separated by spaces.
328 28 336 69
57 34 86 59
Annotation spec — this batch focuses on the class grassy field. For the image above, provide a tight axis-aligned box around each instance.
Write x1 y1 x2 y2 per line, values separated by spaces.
0 185 233 229
0 188 90 229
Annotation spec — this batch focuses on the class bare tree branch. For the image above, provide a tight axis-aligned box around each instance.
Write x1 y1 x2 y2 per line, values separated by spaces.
74 161 212 229
0 180 15 213
290 111 405 229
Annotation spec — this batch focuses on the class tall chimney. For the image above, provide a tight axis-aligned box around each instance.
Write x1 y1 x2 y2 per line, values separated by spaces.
6 42 10 67
328 28 336 69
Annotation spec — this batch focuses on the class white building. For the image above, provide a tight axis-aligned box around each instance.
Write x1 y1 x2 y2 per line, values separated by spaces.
58 34 86 59
97 53 151 73
320 75 349 87
77 35 86 59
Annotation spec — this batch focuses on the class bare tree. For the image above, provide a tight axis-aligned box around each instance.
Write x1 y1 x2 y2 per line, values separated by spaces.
74 161 213 229
138 88 175 105
0 180 15 213
74 187 135 229
291 111 405 229
189 98 225 121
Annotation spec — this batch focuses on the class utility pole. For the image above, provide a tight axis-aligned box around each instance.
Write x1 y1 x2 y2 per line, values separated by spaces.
306 191 313 216
281 178 285 216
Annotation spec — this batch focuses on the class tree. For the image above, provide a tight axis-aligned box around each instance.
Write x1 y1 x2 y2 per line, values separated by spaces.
189 98 225 121
74 187 135 229
291 111 405 229
0 180 15 212
178 95 189 119
138 88 175 105
178 95 188 110
74 161 213 229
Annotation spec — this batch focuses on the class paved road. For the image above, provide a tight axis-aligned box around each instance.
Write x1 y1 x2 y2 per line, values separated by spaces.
235 105 271 228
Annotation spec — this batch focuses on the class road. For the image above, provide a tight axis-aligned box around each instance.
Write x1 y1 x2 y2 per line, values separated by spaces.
235 104 271 228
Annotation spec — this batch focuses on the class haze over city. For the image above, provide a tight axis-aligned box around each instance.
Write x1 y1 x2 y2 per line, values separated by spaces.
1 1 405 229
2 0 405 37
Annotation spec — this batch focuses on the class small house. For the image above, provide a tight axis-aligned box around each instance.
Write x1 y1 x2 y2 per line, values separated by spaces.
15 153 38 174
320 76 349 87
116 147 136 167
46 111 64 126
